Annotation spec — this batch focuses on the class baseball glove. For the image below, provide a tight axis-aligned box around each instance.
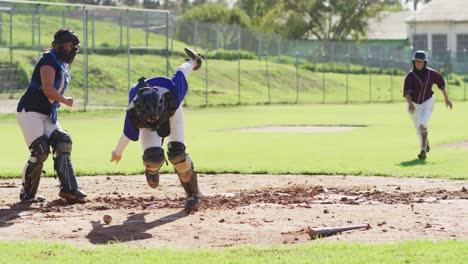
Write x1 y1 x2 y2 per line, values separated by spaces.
184 47 204 71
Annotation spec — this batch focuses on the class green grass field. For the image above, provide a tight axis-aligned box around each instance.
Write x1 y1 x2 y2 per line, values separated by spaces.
0 240 467 264
2 10 468 263
1 103 467 179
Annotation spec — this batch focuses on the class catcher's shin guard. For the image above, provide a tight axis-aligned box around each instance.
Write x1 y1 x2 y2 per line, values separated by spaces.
167 141 202 211
180 170 202 212
49 130 86 203
20 136 49 202
143 147 165 188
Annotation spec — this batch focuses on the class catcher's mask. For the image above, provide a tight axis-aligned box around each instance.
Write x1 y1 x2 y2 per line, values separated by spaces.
52 28 80 64
133 87 165 124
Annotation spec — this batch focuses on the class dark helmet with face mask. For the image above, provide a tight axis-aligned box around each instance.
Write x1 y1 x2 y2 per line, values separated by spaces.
52 28 80 64
133 87 165 125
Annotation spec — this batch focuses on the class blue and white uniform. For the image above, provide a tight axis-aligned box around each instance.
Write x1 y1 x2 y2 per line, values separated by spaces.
113 60 194 156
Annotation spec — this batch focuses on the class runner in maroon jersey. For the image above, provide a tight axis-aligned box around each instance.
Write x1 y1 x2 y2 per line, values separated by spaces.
403 50 453 160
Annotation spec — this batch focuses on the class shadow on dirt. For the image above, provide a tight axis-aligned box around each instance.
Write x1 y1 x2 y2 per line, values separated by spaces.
85 211 188 244
0 202 34 228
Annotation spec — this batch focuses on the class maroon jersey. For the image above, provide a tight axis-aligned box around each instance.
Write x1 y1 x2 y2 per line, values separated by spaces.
403 67 445 104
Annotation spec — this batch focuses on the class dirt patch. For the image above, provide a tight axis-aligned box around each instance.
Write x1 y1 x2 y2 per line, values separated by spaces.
0 174 467 248
227 125 364 133
439 140 468 149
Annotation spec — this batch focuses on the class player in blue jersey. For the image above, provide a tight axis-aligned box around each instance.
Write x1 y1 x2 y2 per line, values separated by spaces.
111 48 204 213
16 28 87 203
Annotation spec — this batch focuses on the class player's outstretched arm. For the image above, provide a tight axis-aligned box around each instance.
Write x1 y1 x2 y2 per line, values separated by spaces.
111 134 130 163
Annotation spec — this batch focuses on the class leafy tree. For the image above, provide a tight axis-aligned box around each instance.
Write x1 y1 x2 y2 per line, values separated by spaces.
183 3 250 27
259 0 314 39
178 3 251 50
235 0 282 25
307 0 390 41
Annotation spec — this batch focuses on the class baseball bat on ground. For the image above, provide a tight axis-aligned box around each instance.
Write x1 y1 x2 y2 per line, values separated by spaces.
308 223 371 239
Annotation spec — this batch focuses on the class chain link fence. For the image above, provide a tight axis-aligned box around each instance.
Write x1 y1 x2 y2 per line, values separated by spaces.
0 1 466 109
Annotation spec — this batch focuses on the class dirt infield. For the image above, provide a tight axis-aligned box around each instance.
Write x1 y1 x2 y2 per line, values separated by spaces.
0 174 467 248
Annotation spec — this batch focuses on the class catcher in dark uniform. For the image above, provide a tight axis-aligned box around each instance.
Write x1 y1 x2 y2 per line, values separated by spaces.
16 28 87 203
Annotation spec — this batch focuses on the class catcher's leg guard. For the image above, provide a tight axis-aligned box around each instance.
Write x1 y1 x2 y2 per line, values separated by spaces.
167 142 202 212
49 129 87 203
20 136 49 202
142 147 165 188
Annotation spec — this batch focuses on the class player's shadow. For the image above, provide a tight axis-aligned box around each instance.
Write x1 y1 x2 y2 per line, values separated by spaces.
85 211 188 245
0 202 34 229
398 158 427 167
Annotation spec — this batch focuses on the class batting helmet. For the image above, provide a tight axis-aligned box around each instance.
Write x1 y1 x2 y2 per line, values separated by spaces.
133 87 165 125
412 50 427 62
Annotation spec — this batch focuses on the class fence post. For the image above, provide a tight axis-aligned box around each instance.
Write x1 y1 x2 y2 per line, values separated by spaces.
9 9 12 63
464 49 467 101
368 53 372 103
238 48 241 104
144 12 148 48
119 12 123 48
126 9 130 91
32 6 35 47
91 11 95 49
295 52 299 103
265 51 270 104
0 11 3 45
346 53 349 103
37 5 40 57
322 52 325 104
193 21 198 50
258 36 262 57
446 48 451 96
83 8 88 111
62 9 66 27
237 25 241 105
277 34 281 61
165 12 169 76
390 56 394 103
205 49 208 107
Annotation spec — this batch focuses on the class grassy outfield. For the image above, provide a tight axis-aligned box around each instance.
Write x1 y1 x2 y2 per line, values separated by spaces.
0 240 467 263
1 102 467 179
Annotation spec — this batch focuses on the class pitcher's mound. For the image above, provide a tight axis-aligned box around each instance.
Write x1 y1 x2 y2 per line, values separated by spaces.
229 125 365 133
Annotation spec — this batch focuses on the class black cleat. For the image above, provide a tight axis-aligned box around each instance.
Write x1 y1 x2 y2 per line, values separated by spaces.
59 189 87 204
20 192 45 203
418 150 427 160
145 171 159 188
184 196 202 213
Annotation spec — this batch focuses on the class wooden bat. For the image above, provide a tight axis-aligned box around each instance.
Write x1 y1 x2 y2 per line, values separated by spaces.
308 223 371 239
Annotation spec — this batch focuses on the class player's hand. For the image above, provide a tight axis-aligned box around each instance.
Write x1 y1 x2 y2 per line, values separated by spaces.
408 103 416 114
445 99 453 109
64 97 74 107
110 150 121 163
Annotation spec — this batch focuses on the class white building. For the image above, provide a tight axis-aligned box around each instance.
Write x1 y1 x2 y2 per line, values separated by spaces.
406 0 468 68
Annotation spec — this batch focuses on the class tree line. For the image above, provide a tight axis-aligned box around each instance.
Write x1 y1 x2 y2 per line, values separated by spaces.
40 0 432 41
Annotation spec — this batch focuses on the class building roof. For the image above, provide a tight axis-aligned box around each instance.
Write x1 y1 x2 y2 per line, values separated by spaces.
406 0 468 23
367 11 412 40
